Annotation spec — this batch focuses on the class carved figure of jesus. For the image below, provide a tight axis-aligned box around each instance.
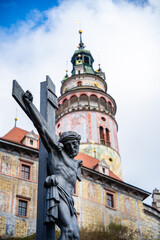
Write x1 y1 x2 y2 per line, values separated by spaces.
23 90 82 240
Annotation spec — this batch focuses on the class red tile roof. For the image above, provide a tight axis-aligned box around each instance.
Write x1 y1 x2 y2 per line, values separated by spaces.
75 152 122 181
2 127 29 145
1 127 39 149
1 127 122 181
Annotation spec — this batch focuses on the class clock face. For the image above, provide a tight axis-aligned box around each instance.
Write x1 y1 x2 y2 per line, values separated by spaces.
93 81 100 88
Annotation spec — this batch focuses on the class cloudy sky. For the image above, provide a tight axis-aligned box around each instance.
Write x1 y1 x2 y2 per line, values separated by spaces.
0 0 160 205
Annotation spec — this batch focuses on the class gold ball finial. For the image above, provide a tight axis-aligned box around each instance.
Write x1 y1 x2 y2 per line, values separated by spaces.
78 54 81 58
15 117 17 121
79 30 82 34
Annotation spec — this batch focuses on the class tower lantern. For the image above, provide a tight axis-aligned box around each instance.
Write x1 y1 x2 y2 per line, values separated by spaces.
56 31 122 179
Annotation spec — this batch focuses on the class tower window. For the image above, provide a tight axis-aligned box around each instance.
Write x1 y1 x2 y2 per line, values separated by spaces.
108 102 112 113
106 128 110 147
102 167 105 173
84 56 89 64
101 117 106 122
78 70 80 74
18 200 27 217
99 126 105 145
30 139 33 145
77 81 82 86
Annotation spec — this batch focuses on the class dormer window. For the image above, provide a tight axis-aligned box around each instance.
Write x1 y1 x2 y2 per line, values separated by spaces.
94 159 110 176
21 130 39 149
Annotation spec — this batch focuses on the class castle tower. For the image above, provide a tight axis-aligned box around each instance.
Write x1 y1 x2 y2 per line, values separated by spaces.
56 31 122 179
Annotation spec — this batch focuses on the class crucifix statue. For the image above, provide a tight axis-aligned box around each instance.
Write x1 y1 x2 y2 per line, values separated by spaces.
12 76 82 240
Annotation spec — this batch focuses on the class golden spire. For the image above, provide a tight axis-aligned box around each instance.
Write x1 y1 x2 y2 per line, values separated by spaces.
14 117 17 127
78 30 85 49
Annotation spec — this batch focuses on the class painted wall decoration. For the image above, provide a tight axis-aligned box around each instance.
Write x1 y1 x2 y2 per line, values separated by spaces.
1 155 11 175
70 112 88 143
18 185 29 197
6 223 14 236
0 190 9 212
124 198 133 215
87 183 96 201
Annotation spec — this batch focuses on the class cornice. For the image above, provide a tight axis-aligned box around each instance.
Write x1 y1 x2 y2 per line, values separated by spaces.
143 203 160 220
81 166 150 201
0 138 39 160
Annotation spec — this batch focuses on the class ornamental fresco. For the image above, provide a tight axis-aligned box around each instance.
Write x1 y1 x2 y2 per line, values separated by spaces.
87 183 96 201
0 190 9 212
1 155 11 175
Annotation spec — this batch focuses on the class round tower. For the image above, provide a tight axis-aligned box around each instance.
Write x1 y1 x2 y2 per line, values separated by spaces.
56 31 122 179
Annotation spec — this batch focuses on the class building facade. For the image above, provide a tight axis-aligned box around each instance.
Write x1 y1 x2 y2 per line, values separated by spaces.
0 128 38 236
0 32 160 239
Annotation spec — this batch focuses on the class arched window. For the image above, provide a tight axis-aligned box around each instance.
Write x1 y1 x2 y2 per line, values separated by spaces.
70 95 78 108
99 126 105 145
107 102 112 113
77 81 82 86
106 128 110 147
90 95 98 108
80 94 88 106
100 97 106 110
84 56 89 64
63 99 68 112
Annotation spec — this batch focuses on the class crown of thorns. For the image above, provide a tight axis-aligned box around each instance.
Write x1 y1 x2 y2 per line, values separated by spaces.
59 131 81 144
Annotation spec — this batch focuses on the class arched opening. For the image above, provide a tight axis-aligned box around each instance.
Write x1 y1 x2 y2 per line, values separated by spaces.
99 126 105 145
106 128 110 147
90 95 98 108
70 95 78 108
100 97 106 110
107 101 112 113
77 81 82 86
101 117 106 122
63 99 68 112
84 56 89 65
80 94 88 107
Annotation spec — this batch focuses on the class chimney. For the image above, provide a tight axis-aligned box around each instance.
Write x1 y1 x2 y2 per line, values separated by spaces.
152 188 160 211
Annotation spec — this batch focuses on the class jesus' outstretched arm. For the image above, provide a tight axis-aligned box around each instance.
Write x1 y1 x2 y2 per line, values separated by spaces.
23 90 61 153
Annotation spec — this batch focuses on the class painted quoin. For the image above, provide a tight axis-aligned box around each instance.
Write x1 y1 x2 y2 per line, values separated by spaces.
56 30 122 179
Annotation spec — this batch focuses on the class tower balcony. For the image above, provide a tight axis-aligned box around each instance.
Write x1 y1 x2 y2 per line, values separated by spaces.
56 91 116 122
56 103 115 122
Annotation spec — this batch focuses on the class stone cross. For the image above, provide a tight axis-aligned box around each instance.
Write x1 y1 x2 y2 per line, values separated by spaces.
12 76 58 240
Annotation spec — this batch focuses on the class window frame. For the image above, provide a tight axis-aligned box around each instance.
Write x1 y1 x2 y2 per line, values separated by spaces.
19 159 33 181
16 195 31 218
104 188 116 210
29 139 34 145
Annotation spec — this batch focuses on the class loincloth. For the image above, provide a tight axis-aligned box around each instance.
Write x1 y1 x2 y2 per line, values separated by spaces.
44 175 76 223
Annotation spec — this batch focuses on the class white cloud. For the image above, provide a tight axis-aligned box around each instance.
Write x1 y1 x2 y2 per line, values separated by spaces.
0 0 160 204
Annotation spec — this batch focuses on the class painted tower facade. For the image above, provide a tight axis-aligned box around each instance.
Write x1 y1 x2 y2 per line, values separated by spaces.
56 31 122 179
